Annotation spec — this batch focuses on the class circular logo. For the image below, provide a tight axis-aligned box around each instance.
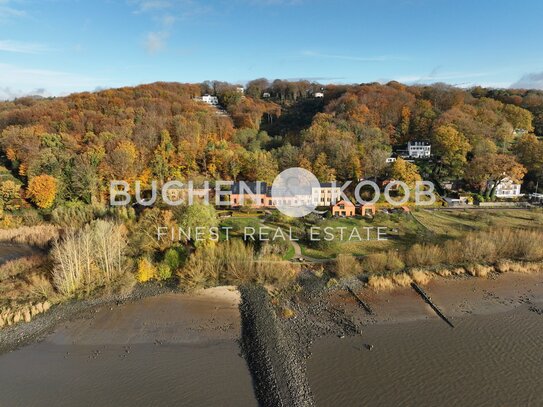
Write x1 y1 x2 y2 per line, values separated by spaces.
271 167 320 218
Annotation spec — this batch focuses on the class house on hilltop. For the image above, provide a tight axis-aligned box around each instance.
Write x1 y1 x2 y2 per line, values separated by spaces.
201 94 219 105
407 140 431 158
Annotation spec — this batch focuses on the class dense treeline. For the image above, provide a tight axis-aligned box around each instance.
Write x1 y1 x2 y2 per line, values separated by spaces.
0 80 542 214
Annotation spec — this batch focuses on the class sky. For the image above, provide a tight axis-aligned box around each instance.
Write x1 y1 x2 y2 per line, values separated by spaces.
1 0 543 99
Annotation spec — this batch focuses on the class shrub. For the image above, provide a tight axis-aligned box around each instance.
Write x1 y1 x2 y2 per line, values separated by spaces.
52 203 95 228
163 247 182 270
410 269 432 285
404 244 443 267
156 263 172 280
367 275 395 291
220 240 255 284
177 240 300 290
392 273 412 287
361 253 388 273
254 255 299 287
361 251 405 274
24 273 55 300
136 258 157 283
335 254 361 278
178 245 220 290
465 264 494 278
0 180 21 211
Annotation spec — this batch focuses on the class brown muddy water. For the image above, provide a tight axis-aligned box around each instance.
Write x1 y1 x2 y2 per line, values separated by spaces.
0 290 258 407
307 306 543 407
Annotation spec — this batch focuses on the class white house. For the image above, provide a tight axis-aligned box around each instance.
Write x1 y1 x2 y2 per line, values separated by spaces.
311 183 341 206
314 92 324 98
236 87 245 94
407 140 431 158
201 94 219 105
262 92 271 98
489 177 523 198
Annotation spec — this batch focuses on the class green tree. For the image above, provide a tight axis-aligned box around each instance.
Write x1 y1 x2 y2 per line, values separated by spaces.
175 203 218 247
0 180 21 211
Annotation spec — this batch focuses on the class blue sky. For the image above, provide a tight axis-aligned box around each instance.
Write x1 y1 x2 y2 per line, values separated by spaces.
1 0 542 99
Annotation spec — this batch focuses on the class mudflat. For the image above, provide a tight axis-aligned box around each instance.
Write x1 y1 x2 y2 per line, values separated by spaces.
307 272 543 406
0 287 257 407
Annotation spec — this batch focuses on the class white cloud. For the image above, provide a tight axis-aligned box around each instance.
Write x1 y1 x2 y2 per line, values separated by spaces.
131 0 211 53
131 0 172 14
393 68 495 86
302 50 407 62
143 31 168 54
0 0 25 22
510 72 543 90
0 63 107 100
0 40 52 54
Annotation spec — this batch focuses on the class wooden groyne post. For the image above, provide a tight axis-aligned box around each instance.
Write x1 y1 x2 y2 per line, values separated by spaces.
411 282 454 328
346 285 374 315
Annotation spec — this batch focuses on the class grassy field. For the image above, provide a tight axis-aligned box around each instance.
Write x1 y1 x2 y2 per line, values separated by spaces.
300 213 427 259
217 208 543 260
219 215 263 239
413 209 543 239
300 209 543 259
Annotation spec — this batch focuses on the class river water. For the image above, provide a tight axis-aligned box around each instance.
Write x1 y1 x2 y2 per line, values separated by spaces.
307 306 543 406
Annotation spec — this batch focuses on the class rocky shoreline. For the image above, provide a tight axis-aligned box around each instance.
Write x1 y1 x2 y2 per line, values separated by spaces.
239 284 315 407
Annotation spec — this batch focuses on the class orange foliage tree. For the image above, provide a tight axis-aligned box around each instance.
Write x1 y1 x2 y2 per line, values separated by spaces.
27 174 58 209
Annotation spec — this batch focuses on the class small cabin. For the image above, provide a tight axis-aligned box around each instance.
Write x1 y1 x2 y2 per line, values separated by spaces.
331 200 355 217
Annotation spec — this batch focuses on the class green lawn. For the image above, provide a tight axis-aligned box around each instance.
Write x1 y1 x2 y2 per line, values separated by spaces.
298 213 427 259
219 215 262 239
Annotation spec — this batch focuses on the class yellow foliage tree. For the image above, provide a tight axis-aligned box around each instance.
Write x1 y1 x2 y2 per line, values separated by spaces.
390 158 422 187
136 258 156 282
27 174 58 209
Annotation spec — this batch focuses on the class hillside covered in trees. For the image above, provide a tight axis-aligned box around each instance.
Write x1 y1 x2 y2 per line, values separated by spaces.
2 79 543 326
0 79 542 215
